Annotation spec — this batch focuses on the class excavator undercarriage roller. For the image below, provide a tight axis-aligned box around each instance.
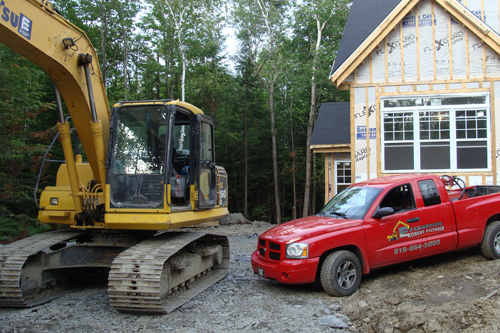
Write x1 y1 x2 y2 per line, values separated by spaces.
108 231 229 314
0 230 86 307
0 230 229 314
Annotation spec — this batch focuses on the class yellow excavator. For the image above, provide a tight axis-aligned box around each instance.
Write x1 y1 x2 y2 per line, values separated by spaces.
0 0 229 314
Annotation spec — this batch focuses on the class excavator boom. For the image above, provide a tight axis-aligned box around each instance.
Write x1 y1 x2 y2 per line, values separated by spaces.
0 0 110 181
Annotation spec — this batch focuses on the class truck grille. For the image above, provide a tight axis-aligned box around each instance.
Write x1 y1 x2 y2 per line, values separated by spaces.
258 239 281 261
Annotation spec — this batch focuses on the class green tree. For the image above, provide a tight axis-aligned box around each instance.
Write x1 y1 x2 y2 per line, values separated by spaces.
142 0 176 99
215 42 269 218
294 0 351 217
234 0 292 223
0 45 54 242
163 0 224 102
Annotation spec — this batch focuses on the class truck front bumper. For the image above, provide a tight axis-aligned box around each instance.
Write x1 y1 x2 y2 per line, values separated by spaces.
251 251 320 284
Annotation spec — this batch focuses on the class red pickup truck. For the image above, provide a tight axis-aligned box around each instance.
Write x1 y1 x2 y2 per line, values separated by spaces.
251 174 500 297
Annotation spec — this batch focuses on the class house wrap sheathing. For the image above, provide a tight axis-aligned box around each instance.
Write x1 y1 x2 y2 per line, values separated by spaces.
327 0 500 194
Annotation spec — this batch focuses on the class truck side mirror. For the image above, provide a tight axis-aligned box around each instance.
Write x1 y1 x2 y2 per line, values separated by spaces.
372 207 395 219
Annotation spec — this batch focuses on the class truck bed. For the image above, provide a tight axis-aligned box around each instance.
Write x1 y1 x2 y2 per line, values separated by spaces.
464 185 500 198
447 185 500 201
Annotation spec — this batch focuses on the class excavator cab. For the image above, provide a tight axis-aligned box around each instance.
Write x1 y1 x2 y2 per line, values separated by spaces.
107 100 223 213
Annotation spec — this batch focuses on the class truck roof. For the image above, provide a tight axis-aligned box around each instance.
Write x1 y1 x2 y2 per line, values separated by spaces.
352 174 438 188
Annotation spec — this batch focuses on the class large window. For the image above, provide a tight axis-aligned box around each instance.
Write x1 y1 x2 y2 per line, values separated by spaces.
381 94 490 173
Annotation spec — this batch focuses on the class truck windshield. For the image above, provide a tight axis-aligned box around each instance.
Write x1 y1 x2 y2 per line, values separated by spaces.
318 187 382 219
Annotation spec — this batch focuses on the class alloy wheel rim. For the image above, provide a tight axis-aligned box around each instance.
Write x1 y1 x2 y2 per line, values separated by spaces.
336 260 356 289
494 231 500 254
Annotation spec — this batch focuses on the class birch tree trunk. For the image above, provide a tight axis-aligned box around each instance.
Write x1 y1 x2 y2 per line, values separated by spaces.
156 53 161 99
246 0 282 223
163 31 170 100
249 54 281 224
98 0 108 88
269 72 280 223
164 1 187 101
290 102 297 220
244 107 248 217
303 15 327 217
122 28 128 100
180 45 186 102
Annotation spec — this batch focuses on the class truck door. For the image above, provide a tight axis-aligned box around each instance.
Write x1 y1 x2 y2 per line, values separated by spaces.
416 179 456 254
364 183 428 267
195 114 217 209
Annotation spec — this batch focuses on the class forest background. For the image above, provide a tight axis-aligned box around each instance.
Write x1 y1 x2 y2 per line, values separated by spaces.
0 0 350 242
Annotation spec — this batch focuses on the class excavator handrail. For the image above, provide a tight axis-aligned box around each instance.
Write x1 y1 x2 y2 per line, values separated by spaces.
33 115 73 210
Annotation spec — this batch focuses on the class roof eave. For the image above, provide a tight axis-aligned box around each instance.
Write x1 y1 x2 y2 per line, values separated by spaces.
310 144 351 154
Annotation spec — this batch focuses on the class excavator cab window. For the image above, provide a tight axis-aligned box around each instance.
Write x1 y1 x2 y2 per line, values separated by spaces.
196 115 217 209
109 105 173 209
170 111 192 207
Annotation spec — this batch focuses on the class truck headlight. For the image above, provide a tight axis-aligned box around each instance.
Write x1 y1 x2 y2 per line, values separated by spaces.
286 243 309 259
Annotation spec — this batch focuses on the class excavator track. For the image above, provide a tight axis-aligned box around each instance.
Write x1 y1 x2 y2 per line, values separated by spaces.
108 231 229 314
0 230 85 308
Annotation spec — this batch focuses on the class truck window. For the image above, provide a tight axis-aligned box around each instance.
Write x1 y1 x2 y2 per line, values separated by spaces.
379 184 416 213
318 187 382 219
418 179 442 207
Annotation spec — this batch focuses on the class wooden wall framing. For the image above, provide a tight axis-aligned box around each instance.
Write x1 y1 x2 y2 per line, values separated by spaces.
339 0 500 187
323 152 351 204
321 0 500 206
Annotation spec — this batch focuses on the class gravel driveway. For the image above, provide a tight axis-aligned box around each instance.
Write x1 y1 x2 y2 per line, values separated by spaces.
1 222 500 333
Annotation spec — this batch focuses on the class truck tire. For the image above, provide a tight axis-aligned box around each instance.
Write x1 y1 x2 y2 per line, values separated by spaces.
480 221 500 260
320 250 361 297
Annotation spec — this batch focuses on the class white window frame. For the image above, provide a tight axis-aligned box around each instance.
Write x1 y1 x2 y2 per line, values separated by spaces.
335 159 351 195
381 93 491 173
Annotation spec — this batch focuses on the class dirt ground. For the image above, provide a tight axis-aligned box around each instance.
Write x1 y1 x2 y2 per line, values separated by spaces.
343 244 500 333
1 222 500 333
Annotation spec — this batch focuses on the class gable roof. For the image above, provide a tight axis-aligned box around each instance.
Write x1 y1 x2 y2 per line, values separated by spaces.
310 102 350 147
330 0 401 76
329 0 500 87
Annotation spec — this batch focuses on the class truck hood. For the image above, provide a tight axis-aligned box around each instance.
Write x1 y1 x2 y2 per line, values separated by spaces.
260 215 363 243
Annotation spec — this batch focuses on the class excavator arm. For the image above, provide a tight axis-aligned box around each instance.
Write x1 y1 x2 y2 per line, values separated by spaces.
0 0 110 182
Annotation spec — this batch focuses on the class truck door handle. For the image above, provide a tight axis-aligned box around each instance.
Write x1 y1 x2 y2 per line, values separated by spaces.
407 217 420 223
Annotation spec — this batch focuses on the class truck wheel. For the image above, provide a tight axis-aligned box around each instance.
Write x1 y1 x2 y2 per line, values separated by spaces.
320 250 361 297
481 221 500 260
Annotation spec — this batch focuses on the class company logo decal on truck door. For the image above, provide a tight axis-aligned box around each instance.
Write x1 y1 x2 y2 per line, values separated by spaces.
387 221 410 241
388 221 444 241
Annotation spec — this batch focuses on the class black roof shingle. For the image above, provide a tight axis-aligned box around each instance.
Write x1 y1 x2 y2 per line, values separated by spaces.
331 0 402 76
310 102 350 146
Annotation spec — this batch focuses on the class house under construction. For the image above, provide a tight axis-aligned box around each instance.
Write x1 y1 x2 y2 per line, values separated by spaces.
312 0 500 203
